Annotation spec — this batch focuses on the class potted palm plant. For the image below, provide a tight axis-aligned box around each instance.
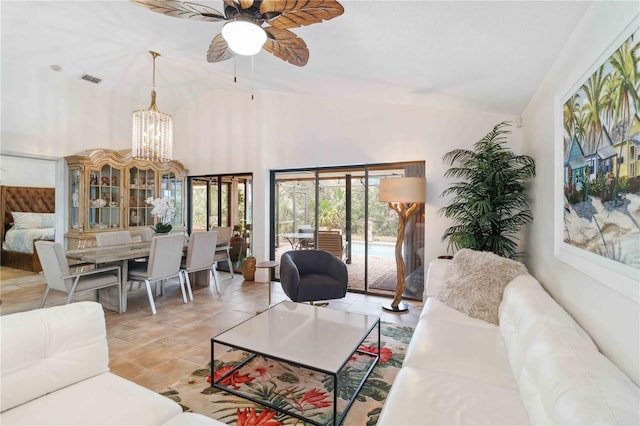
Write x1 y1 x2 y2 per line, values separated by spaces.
440 121 536 259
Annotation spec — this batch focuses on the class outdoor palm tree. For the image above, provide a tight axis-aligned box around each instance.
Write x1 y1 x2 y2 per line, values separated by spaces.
440 122 536 259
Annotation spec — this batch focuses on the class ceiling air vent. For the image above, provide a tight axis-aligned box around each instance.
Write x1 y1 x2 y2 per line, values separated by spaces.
80 74 102 84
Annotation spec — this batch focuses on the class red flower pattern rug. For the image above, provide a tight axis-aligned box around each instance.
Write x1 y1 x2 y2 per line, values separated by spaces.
161 321 414 425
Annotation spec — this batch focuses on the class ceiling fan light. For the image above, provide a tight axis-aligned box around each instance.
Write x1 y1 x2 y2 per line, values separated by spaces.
222 21 267 56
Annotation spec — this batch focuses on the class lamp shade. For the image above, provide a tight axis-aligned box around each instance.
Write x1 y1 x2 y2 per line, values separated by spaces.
379 177 426 203
222 21 267 56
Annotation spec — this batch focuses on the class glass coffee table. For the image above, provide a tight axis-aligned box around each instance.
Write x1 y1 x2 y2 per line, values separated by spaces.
211 301 380 425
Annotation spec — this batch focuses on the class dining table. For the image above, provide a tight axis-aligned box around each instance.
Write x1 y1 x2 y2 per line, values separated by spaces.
278 232 314 250
65 240 210 312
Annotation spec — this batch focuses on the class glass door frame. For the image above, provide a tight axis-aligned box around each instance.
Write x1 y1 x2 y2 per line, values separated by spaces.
269 161 424 299
187 173 253 234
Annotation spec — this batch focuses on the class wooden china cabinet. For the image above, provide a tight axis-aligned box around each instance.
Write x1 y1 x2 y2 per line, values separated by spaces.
65 149 186 248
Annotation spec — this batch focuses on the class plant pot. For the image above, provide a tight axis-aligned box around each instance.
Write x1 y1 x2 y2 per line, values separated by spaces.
241 256 256 281
154 223 172 234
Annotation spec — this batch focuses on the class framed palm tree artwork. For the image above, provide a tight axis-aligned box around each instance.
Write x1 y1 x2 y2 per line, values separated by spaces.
555 15 639 297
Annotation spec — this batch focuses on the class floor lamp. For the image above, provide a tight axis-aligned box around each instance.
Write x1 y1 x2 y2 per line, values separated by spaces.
379 177 426 312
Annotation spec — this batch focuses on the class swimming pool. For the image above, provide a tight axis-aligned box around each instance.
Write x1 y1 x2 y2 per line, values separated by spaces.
350 241 395 257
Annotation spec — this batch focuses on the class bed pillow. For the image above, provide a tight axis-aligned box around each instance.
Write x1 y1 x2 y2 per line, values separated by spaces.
435 248 528 325
11 212 55 229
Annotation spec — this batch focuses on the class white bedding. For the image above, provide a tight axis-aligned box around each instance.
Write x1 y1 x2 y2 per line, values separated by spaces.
2 228 55 254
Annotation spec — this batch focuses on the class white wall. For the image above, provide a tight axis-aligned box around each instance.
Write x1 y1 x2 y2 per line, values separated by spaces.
176 89 520 279
1 60 137 157
0 155 56 187
522 2 639 385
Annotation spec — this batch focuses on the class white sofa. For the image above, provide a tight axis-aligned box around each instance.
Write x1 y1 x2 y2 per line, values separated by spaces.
379 258 640 425
0 302 224 425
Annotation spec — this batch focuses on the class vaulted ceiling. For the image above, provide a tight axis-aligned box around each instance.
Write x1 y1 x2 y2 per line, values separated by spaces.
2 1 591 114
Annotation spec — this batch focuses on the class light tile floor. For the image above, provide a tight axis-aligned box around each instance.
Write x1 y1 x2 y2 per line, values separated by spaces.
0 266 422 392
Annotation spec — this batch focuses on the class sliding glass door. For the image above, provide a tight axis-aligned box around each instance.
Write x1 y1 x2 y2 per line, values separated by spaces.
188 173 253 272
270 162 424 299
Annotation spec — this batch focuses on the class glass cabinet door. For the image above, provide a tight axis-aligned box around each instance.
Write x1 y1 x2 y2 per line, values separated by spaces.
88 164 121 230
129 167 155 227
161 171 183 226
70 169 81 230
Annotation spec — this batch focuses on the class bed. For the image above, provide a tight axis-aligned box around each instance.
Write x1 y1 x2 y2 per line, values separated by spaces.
1 186 56 272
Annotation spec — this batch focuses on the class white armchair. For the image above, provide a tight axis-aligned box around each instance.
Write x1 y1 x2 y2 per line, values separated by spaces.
35 241 122 314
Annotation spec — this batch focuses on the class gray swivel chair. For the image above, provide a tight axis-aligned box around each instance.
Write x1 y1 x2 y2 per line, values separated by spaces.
279 249 348 303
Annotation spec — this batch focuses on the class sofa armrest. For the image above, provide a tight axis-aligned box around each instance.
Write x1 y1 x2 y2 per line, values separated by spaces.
424 258 451 300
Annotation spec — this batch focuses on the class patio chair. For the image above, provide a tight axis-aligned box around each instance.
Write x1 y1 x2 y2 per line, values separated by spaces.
317 230 347 260
35 241 122 313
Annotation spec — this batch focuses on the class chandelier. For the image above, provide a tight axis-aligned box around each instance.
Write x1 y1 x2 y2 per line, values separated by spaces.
132 51 173 162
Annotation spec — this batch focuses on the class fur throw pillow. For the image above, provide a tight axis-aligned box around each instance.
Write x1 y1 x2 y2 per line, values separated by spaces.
435 249 528 325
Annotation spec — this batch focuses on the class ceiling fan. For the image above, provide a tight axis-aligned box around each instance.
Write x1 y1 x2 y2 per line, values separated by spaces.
131 0 344 67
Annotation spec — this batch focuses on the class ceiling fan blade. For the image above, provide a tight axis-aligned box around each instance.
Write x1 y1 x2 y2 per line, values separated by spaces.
130 0 226 22
207 33 235 63
263 27 309 67
260 0 343 29
222 0 253 10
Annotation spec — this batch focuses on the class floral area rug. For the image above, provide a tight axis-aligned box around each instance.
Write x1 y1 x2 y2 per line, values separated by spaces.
161 321 414 425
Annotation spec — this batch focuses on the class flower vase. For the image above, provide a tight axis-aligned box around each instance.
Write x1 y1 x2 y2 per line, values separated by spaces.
154 223 173 234
241 256 256 281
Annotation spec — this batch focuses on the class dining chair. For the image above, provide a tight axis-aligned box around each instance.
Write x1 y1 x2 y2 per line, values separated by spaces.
180 231 219 298
213 226 234 278
127 234 187 315
95 230 132 246
140 227 155 242
35 241 122 313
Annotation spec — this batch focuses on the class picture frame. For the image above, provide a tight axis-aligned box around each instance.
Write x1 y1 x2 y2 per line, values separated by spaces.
554 16 640 301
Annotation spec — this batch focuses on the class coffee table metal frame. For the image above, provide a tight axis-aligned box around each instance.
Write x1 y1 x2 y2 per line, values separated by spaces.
211 302 380 426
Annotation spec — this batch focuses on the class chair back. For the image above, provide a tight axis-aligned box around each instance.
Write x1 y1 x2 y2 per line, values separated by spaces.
213 226 232 246
35 241 72 292
185 231 218 271
298 226 315 248
95 231 132 247
140 227 155 242
146 234 184 280
317 231 344 259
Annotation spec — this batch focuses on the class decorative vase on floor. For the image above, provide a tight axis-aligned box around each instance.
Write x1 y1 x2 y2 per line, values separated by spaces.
241 256 256 281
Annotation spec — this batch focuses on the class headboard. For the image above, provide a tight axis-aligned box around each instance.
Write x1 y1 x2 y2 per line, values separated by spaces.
1 185 56 241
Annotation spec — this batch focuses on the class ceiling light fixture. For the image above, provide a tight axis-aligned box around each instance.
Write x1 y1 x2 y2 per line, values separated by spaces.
221 20 267 56
132 51 173 162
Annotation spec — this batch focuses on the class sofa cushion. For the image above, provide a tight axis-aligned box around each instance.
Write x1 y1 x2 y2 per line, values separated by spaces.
435 249 528 325
0 372 182 425
377 367 530 425
406 298 518 389
500 275 639 425
1 302 109 412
